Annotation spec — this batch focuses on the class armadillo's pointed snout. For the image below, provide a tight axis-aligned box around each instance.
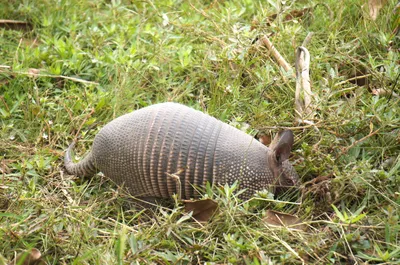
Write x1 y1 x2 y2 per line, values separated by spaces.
282 160 300 187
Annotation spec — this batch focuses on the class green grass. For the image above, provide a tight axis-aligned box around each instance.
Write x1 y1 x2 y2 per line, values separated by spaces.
0 0 399 264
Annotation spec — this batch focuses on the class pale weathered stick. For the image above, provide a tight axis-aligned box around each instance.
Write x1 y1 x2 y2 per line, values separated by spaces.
261 36 294 75
334 74 372 86
0 19 32 31
0 65 99 85
295 46 313 119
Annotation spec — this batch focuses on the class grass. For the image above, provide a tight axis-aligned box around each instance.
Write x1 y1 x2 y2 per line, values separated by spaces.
0 0 399 264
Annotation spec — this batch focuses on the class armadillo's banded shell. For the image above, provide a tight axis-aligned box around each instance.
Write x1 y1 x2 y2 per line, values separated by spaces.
92 103 273 199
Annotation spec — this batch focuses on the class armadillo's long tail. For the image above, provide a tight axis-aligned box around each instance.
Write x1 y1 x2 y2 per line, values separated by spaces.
64 142 98 176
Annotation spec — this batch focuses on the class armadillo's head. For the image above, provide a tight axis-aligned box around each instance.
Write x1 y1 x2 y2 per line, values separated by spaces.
266 130 300 194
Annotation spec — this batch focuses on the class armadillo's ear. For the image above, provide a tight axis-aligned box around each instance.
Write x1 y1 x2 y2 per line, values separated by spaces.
270 130 294 165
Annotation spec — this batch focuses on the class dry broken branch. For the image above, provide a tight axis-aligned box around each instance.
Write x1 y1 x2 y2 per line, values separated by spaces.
0 66 99 85
0 19 32 31
341 124 381 154
260 36 294 75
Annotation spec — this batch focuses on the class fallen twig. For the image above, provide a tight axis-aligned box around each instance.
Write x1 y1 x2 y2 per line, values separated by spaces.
260 36 294 75
0 66 99 85
334 74 372 87
259 120 323 131
0 19 32 31
341 128 381 154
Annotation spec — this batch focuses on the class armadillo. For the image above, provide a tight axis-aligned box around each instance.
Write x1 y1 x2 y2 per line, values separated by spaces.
64 102 299 200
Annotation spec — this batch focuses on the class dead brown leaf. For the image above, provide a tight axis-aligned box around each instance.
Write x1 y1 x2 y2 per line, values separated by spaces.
263 210 306 231
257 132 272 146
8 248 46 265
368 0 387 20
183 199 218 222
0 20 33 31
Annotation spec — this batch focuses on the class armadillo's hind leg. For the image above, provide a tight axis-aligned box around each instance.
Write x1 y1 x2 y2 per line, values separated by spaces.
64 142 98 177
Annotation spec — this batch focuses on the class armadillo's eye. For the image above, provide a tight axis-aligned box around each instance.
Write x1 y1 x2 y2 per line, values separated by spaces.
276 153 282 164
